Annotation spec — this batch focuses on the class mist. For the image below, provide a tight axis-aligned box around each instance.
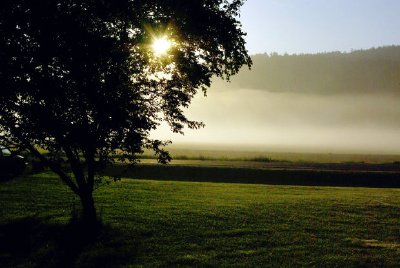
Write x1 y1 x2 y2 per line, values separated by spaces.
152 87 400 154
152 48 400 154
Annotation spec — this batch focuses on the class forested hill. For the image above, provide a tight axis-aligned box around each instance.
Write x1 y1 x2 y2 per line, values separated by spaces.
214 46 400 95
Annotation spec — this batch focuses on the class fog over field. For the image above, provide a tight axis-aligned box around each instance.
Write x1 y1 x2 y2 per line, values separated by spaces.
152 48 400 154
153 89 400 154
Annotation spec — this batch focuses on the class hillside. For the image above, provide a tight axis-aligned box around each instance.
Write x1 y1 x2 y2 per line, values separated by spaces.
213 46 400 95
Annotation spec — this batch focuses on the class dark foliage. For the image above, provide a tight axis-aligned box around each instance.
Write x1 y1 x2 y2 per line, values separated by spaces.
0 0 251 222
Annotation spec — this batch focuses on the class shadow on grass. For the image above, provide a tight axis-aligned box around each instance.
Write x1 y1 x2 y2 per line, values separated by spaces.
0 217 140 268
0 174 19 182
105 164 400 188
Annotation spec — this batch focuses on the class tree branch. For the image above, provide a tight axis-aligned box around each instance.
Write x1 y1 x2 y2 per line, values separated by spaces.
26 143 81 195
0 118 80 195
61 144 88 195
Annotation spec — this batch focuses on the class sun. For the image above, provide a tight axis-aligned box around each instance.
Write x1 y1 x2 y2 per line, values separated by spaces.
151 36 172 57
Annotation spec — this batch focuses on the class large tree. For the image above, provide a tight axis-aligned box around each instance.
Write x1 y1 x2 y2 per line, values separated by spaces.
0 0 251 223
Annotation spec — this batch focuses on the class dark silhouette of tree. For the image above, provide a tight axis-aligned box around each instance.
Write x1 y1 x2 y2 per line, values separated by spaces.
0 0 251 223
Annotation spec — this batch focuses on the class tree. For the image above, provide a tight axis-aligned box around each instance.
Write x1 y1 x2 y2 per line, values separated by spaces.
0 0 251 223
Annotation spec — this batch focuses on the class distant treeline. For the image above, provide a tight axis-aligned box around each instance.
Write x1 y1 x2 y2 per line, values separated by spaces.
213 46 400 95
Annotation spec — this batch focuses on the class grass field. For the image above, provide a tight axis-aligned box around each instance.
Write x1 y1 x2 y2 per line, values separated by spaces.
2 169 400 267
141 147 400 164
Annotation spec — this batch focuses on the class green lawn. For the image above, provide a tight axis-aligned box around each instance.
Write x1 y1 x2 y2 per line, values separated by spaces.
1 172 400 267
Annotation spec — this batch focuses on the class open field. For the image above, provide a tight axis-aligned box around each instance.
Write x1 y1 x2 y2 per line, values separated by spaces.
141 146 400 164
2 169 400 267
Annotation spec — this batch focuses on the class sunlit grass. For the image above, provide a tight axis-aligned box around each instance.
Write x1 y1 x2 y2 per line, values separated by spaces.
1 172 400 266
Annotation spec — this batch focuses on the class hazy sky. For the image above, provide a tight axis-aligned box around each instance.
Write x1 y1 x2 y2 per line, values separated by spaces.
241 0 400 54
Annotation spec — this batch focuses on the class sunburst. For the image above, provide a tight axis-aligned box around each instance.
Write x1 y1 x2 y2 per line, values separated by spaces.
151 36 172 57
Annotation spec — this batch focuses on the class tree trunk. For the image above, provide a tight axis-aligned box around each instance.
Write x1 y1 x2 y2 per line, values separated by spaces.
79 190 97 225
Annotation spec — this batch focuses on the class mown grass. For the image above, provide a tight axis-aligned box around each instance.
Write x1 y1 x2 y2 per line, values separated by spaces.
2 172 400 267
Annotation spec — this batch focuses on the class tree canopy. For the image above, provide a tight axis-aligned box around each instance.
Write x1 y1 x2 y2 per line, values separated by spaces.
213 46 400 95
0 0 251 222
